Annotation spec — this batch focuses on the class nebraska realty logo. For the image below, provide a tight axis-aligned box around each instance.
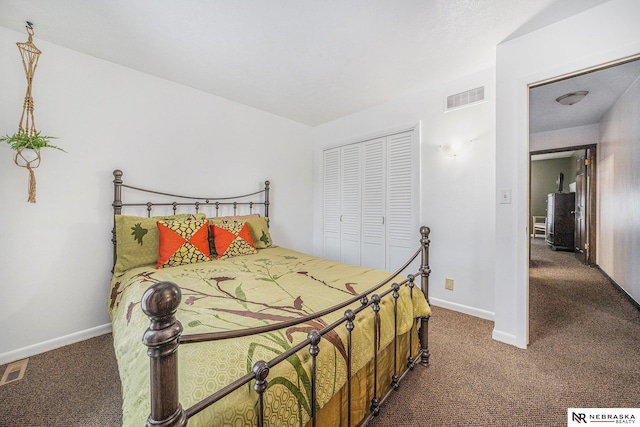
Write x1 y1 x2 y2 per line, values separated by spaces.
568 408 639 424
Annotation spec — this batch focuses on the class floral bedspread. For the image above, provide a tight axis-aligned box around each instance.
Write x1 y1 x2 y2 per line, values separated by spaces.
109 246 429 426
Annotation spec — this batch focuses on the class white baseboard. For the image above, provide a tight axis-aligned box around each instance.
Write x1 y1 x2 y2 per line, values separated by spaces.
429 297 495 321
0 323 112 365
492 329 526 348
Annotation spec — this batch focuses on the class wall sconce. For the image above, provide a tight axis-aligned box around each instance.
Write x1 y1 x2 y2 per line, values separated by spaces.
439 140 473 158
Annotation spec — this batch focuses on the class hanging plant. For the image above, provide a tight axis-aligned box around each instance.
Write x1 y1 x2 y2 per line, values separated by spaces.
1 129 63 152
4 22 62 203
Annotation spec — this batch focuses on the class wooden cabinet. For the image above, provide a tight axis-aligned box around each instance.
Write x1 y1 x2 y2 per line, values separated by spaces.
545 192 575 251
323 130 418 270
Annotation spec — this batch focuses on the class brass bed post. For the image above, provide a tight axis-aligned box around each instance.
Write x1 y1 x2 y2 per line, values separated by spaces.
419 226 431 366
142 282 187 427
112 170 123 272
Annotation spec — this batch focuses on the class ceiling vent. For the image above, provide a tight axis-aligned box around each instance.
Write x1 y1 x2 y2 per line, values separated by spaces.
445 86 485 111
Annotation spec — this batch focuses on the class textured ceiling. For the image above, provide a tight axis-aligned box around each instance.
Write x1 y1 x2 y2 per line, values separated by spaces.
0 0 614 126
529 58 640 134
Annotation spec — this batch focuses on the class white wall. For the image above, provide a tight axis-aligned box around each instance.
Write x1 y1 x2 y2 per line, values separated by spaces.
496 0 640 348
312 68 496 320
0 26 314 363
530 123 600 152
597 75 640 302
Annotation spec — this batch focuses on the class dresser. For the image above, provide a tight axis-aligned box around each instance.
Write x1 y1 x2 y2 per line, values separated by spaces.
545 192 575 251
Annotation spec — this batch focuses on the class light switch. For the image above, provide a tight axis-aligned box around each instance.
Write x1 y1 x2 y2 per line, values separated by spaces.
499 189 512 204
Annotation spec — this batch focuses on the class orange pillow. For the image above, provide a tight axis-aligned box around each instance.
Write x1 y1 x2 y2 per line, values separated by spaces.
157 218 211 268
210 222 257 259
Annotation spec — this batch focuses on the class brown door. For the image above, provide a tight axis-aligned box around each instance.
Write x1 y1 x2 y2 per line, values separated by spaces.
574 154 587 264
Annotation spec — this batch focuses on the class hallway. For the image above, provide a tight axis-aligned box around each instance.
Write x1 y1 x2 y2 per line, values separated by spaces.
528 237 638 345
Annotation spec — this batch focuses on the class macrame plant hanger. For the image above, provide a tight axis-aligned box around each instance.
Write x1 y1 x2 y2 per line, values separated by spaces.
15 22 42 203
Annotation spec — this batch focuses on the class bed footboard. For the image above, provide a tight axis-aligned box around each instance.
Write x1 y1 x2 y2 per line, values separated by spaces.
142 282 187 427
141 226 431 427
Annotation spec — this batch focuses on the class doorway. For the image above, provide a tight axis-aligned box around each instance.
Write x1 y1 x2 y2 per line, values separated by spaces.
527 56 640 342
529 145 596 265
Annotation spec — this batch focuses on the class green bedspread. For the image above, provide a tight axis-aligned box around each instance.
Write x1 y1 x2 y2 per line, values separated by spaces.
108 246 429 426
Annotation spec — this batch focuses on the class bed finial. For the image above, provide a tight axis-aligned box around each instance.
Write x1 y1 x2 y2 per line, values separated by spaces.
142 282 187 427
420 225 430 240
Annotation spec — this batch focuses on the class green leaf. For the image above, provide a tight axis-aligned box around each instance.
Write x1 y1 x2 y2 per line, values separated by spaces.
0 129 65 152
268 376 312 417
246 342 283 374
285 353 312 403
130 223 148 245
260 230 270 245
264 331 290 350
235 284 248 309
246 341 284 393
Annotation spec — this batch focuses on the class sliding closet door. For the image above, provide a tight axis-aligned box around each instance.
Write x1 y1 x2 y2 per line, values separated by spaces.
386 131 418 270
361 138 386 269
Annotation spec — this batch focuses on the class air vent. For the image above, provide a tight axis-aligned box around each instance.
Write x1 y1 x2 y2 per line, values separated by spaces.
446 86 485 111
0 358 28 386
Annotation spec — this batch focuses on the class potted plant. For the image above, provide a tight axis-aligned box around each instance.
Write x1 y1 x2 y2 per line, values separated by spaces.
1 129 64 164
1 129 64 152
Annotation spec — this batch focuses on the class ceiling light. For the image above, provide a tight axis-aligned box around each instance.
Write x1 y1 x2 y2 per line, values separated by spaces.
555 90 589 106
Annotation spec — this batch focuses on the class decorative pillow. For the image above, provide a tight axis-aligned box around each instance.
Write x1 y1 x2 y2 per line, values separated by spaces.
157 218 211 268
210 222 257 259
114 213 205 274
246 217 272 249
207 213 260 222
209 216 272 249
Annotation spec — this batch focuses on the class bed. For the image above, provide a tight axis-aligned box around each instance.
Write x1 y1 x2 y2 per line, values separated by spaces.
109 170 431 426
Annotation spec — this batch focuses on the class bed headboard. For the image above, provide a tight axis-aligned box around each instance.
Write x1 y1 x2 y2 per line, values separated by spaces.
111 169 270 269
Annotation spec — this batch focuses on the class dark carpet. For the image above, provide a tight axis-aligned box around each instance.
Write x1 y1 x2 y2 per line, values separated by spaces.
1 238 638 426
369 238 640 426
0 334 122 426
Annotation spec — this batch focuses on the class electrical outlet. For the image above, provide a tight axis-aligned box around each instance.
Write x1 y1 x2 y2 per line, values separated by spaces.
445 278 454 291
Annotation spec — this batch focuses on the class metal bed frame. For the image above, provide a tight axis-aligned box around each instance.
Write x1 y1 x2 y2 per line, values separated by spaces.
111 169 431 426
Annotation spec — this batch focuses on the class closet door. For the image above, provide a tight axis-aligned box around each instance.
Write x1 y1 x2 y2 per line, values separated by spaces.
323 148 341 261
361 138 386 269
322 128 418 270
340 144 362 266
386 131 418 270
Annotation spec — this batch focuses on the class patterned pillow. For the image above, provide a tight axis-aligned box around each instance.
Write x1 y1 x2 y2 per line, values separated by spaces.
157 218 211 268
246 217 272 249
209 217 272 249
210 222 257 259
114 213 205 274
